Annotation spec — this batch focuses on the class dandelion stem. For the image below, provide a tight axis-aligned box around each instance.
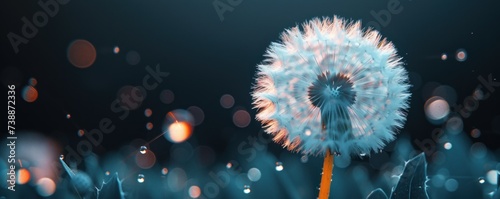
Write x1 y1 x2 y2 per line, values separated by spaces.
319 149 334 199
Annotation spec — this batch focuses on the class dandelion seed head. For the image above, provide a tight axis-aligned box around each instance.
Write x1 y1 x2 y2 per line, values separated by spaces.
251 16 411 157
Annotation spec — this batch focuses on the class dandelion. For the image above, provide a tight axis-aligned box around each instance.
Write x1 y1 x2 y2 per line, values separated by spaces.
251 16 411 199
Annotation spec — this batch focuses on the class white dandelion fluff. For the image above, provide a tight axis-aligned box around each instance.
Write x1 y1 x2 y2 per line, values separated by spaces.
251 16 411 158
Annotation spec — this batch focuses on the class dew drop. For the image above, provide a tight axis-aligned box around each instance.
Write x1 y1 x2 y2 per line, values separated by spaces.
360 153 367 157
243 185 251 194
137 174 145 183
59 155 64 160
226 162 233 169
105 171 110 176
66 114 71 119
140 146 147 154
478 177 485 184
275 162 283 171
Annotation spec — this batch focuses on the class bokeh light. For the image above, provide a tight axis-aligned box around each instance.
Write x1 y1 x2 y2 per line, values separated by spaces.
444 142 452 150
188 186 201 198
470 128 481 138
486 170 498 185
432 85 457 105
67 39 96 69
163 109 194 143
167 168 187 192
22 86 38 103
455 49 467 62
432 174 446 188
144 108 152 117
36 178 56 197
444 178 458 192
146 122 153 130
247 168 261 182
135 149 156 169
28 77 37 86
441 53 448 60
233 109 251 128
161 168 169 175
77 129 85 137
470 142 487 159
113 46 120 54
17 168 30 184
220 94 235 109
446 116 463 135
424 96 450 123
66 114 71 119
126 50 141 65
167 122 192 143
187 106 205 126
160 89 175 104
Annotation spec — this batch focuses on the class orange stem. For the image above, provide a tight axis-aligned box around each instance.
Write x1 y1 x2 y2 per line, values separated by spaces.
319 150 334 199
